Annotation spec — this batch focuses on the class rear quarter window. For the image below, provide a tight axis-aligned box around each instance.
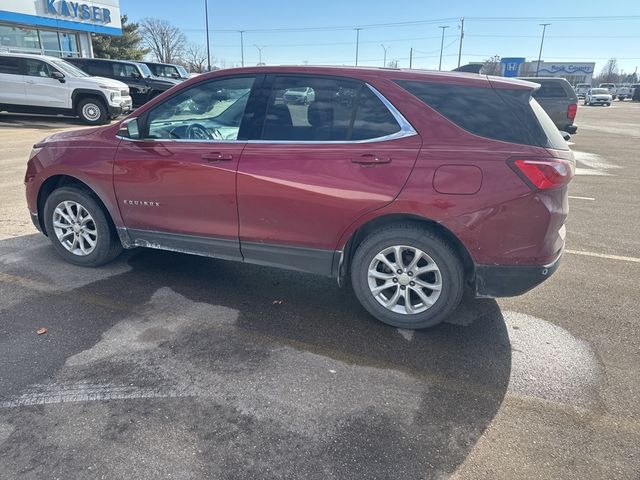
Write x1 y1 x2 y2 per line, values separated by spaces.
0 57 21 75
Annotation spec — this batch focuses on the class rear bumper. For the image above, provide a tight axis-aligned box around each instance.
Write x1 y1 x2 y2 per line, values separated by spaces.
565 124 578 134
473 250 563 298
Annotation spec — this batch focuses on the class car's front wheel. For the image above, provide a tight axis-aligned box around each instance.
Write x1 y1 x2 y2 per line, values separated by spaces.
43 187 122 267
77 98 109 125
350 224 464 329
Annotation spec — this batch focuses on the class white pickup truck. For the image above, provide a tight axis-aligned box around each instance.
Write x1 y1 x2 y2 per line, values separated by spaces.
615 85 634 101
574 83 591 98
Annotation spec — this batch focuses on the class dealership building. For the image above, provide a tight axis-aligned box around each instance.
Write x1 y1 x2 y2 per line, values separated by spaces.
0 0 121 58
500 58 596 85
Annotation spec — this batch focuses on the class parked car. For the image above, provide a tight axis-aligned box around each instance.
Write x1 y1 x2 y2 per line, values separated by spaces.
615 85 634 101
519 77 578 134
574 83 591 98
282 86 315 105
66 57 180 107
0 53 131 124
598 83 617 99
584 88 612 106
144 61 190 81
25 66 574 329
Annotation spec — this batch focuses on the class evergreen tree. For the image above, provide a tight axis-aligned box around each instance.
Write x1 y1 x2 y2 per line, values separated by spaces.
92 15 148 61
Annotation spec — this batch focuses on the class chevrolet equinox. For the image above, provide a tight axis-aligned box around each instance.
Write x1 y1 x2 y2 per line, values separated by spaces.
25 66 574 329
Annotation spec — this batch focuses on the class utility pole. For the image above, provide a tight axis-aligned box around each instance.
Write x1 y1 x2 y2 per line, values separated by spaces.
254 44 265 65
536 23 551 77
457 17 464 68
204 0 211 71
409 47 413 69
239 30 245 67
355 28 362 66
380 44 387 67
438 25 449 71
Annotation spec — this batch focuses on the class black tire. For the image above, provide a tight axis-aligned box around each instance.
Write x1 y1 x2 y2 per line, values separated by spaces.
606 103 611 107
350 224 464 329
77 97 109 125
43 187 122 267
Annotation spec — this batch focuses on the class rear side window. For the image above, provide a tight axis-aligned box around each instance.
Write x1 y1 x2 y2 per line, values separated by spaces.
396 80 567 149
262 75 401 142
0 57 21 75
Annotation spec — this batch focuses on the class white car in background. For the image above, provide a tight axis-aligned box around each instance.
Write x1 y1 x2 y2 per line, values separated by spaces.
584 88 612 106
615 85 634 101
0 53 132 124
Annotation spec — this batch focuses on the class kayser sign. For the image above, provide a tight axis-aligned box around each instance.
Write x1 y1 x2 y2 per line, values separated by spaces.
44 0 112 23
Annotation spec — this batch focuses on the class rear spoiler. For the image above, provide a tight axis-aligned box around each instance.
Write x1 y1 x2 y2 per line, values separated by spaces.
452 64 483 74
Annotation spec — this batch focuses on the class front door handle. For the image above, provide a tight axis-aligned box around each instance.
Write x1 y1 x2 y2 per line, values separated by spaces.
351 154 392 166
202 152 234 163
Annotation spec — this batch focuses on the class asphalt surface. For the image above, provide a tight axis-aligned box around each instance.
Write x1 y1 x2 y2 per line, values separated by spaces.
0 105 639 479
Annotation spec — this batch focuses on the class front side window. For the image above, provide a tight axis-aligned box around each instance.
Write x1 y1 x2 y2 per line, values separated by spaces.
261 75 401 142
23 59 56 78
145 76 255 141
113 63 140 79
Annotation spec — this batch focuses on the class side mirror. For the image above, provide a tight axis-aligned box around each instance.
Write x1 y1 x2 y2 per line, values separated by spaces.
51 71 65 83
117 118 140 139
560 131 571 141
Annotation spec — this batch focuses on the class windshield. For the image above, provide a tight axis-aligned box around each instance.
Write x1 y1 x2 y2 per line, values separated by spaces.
591 88 608 94
51 59 89 77
137 63 152 78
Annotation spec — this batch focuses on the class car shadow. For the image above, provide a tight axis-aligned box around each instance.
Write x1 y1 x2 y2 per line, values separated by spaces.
0 244 511 478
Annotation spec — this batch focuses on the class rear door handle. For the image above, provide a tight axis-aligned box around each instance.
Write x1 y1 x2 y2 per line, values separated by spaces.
351 154 392 166
202 152 234 163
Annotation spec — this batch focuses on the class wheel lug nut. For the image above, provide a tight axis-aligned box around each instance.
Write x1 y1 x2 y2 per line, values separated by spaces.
407 271 413 276
397 269 402 274
410 281 415 286
400 285 406 290
392 278 398 283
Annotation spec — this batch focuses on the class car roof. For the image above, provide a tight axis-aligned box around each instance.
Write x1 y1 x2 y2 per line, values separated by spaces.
197 65 536 90
0 52 65 61
519 77 571 85
69 57 139 66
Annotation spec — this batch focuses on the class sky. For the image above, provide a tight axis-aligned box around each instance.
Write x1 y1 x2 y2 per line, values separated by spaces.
120 0 640 74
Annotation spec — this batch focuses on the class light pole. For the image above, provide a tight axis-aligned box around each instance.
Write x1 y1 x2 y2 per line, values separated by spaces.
355 28 362 66
204 0 211 71
254 44 265 65
380 44 388 67
457 17 464 68
536 23 551 77
438 25 449 71
239 30 245 67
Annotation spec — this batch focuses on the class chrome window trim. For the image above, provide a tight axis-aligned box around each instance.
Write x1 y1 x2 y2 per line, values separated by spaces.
116 83 417 144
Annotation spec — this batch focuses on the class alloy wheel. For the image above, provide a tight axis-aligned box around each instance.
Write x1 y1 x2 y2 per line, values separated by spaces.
52 201 98 256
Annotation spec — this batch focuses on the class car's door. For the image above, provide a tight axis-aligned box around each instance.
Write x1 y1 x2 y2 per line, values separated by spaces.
0 56 26 105
237 74 422 275
112 63 149 106
20 58 70 108
113 75 260 260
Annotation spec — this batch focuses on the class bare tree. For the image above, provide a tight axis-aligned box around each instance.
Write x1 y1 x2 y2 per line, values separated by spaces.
182 43 209 73
140 18 186 63
598 58 620 84
481 55 502 76
387 60 399 68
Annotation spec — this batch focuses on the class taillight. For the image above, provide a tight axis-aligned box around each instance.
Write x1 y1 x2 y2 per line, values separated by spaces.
567 103 577 119
509 157 575 190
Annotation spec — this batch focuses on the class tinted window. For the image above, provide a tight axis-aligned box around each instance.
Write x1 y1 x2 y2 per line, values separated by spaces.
23 59 56 78
0 56 21 75
145 76 255 141
262 75 400 142
85 61 111 76
531 82 568 98
112 63 140 79
396 80 560 148
351 86 401 140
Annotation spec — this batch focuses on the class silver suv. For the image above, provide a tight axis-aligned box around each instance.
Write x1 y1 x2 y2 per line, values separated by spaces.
519 77 578 134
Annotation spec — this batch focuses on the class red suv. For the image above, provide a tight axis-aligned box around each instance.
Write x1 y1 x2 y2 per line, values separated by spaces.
25 66 574 329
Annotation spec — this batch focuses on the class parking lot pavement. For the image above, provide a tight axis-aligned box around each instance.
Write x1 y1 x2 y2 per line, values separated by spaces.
1 104 639 479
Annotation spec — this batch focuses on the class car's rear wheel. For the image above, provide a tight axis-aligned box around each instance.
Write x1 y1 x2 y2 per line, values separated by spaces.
77 97 109 125
43 187 122 267
350 224 464 329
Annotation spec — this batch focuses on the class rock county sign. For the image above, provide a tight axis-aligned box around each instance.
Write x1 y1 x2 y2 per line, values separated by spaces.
0 0 122 35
